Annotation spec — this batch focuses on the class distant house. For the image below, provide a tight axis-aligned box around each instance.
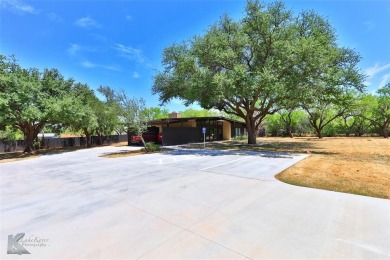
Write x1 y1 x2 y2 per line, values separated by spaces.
37 133 58 139
149 113 247 146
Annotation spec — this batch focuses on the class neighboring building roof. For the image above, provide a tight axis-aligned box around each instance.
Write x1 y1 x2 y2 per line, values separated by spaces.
37 133 58 138
149 116 245 125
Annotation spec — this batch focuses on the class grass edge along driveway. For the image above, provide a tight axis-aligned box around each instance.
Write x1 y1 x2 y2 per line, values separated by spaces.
186 137 390 200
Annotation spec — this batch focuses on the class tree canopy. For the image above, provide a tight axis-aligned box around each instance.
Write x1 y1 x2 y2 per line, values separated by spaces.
0 55 148 152
143 107 170 121
153 0 364 143
0 55 74 152
358 84 390 138
180 108 220 118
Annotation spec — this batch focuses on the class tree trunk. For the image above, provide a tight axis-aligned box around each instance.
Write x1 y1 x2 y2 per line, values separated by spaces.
140 136 147 148
85 133 91 147
381 125 389 138
287 126 293 138
315 127 323 139
82 128 92 147
345 130 350 137
127 130 132 146
23 123 43 153
343 118 351 137
245 117 257 144
284 112 293 138
23 131 35 153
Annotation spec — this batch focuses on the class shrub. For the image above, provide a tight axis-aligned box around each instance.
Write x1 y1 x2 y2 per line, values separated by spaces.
234 135 248 140
33 140 41 150
144 142 160 152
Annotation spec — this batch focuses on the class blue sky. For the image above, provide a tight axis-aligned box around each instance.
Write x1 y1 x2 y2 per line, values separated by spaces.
1 0 389 112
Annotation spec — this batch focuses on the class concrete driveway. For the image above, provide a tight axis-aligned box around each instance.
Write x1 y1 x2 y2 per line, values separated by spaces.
1 146 389 259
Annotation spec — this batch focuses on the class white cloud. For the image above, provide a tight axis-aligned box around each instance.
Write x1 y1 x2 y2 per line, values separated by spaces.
67 43 99 57
80 61 121 72
47 12 63 23
114 43 154 68
91 34 108 43
103 65 122 72
1 0 38 14
363 21 375 31
379 73 390 88
75 16 101 29
132 71 140 78
81 61 97 68
114 44 145 63
67 44 80 56
364 63 390 79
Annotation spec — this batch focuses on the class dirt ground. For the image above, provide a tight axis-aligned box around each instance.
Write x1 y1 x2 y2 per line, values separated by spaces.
0 142 131 163
268 137 390 200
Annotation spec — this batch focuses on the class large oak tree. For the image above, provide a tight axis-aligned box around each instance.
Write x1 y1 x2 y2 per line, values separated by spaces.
153 0 364 144
0 55 74 152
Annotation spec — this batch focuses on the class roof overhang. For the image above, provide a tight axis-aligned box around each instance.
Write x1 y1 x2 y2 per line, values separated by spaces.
149 116 245 126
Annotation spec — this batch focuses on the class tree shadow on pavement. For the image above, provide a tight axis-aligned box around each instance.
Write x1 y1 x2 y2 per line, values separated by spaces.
165 148 296 158
177 140 339 156
0 146 91 162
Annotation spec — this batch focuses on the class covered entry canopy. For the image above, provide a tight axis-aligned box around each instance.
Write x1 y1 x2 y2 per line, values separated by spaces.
149 116 246 146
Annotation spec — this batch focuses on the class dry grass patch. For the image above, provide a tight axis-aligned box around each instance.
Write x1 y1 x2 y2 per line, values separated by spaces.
100 148 166 158
273 137 390 199
110 141 130 147
186 137 390 199
101 143 163 158
0 152 39 163
99 150 147 158
0 146 89 163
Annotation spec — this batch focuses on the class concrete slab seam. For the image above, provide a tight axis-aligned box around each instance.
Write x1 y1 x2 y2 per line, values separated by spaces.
199 157 249 171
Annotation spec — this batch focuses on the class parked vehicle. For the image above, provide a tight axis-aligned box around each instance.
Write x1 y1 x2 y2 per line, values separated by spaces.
131 127 161 145
130 135 142 145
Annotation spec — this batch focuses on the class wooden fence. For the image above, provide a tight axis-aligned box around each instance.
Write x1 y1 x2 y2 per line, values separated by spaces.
0 134 128 153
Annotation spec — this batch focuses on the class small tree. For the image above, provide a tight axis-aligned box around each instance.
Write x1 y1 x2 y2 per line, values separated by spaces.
0 126 23 141
359 84 390 138
303 101 350 139
98 86 123 135
143 107 169 121
94 99 121 144
278 108 303 138
265 114 284 137
116 91 149 147
266 109 310 137
180 109 220 118
338 113 371 137
294 112 313 137
301 71 364 138
62 83 99 147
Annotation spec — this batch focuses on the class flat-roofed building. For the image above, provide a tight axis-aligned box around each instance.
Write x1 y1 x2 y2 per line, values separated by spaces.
149 116 247 146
